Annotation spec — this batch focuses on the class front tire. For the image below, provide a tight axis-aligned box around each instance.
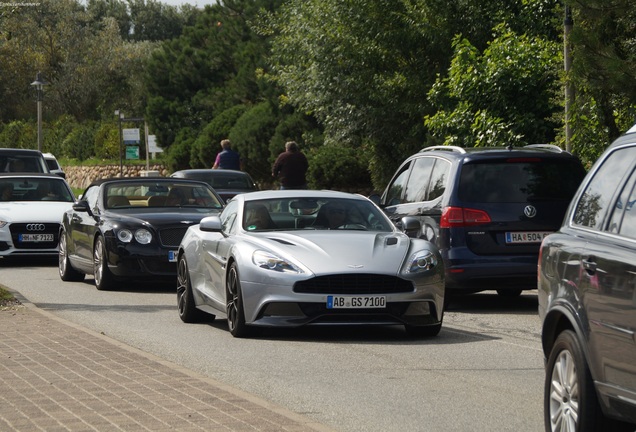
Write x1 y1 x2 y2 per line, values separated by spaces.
545 330 617 432
58 231 85 282
93 236 115 291
177 255 209 323
226 262 251 338
405 322 442 338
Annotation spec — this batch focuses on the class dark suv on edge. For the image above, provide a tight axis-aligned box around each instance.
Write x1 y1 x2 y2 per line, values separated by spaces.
0 148 49 173
375 144 586 299
539 126 636 431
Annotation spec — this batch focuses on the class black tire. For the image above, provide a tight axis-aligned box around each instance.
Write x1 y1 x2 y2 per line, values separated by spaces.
226 262 251 338
176 255 210 323
405 322 442 338
496 289 522 297
58 231 85 282
544 330 625 432
93 236 115 291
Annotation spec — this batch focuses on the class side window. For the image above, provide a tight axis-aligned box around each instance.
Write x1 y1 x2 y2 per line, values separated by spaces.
617 179 636 239
220 200 238 235
428 159 451 201
83 186 99 210
573 147 636 230
384 161 411 206
404 157 434 203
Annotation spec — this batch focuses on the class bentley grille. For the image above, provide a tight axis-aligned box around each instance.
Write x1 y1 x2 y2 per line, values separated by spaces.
293 274 414 295
158 227 189 248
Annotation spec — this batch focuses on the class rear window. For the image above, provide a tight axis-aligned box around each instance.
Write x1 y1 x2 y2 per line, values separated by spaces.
458 159 585 203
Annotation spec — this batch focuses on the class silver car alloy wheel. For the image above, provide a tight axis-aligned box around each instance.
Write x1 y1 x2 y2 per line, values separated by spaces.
548 349 579 432
226 266 239 332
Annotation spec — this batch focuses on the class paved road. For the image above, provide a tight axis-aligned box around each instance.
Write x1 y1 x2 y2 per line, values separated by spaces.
1 257 545 432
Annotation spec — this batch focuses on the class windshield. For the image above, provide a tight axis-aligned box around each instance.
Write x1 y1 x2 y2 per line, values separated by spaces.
241 197 394 232
0 178 74 202
104 181 223 210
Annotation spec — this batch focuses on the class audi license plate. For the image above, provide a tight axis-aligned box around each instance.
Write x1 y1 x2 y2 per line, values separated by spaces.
505 231 551 244
327 295 386 309
19 233 54 242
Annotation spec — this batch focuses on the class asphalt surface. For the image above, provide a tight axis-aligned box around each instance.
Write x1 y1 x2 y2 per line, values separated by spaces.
0 291 336 432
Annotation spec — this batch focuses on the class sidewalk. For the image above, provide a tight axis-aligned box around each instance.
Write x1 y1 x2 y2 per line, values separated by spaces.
0 299 335 432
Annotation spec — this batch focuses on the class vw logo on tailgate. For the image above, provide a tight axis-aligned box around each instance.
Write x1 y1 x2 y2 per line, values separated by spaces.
26 224 46 231
523 206 537 218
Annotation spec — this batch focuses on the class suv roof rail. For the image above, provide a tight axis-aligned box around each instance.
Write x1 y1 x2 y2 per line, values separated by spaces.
419 145 467 154
524 144 564 153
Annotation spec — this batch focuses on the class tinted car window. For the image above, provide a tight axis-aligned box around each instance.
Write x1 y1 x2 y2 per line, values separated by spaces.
573 146 636 230
617 178 636 238
221 200 239 234
404 157 434 203
458 159 583 203
428 159 450 201
385 162 411 206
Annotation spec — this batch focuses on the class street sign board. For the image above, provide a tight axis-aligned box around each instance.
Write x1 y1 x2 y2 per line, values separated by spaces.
123 128 140 145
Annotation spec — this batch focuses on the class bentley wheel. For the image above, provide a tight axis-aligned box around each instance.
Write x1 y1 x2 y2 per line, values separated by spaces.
93 236 115 291
226 262 251 338
58 231 84 282
177 255 209 323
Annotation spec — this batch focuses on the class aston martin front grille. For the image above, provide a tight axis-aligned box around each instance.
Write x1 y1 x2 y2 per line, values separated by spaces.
293 274 414 295
158 227 189 247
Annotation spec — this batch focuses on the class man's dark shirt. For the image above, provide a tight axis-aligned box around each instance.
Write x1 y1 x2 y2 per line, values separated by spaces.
272 150 308 188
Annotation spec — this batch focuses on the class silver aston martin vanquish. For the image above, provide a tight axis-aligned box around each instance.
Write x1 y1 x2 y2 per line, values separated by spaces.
177 189 445 338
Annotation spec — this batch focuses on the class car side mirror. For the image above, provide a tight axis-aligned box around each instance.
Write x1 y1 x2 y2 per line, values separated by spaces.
199 215 223 232
72 200 90 213
400 216 421 238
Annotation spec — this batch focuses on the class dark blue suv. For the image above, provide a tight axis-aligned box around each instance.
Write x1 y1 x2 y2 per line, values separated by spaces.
376 145 586 299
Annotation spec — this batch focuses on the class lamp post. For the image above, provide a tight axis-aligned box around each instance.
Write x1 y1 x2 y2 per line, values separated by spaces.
115 110 124 177
30 72 47 153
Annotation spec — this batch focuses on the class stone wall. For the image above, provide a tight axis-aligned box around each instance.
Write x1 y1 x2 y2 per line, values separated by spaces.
63 164 170 190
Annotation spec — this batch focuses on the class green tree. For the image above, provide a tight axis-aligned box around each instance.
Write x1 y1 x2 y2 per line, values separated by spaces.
425 25 561 147
144 0 282 149
264 0 562 188
563 0 636 164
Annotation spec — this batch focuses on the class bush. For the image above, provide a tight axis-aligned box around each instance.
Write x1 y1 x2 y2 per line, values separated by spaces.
62 122 97 161
307 145 372 191
191 105 249 169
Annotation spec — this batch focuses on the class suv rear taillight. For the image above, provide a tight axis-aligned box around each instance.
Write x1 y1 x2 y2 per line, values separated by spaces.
440 206 491 228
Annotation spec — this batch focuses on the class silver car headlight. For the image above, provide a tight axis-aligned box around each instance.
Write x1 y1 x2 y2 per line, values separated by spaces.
405 250 438 273
252 250 303 273
0 220 8 228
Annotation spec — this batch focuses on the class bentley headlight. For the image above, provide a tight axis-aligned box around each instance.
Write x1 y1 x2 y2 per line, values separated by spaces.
252 250 302 273
117 229 133 242
134 229 152 244
405 250 438 273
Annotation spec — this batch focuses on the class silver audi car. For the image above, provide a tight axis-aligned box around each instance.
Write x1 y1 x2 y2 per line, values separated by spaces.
177 189 445 338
